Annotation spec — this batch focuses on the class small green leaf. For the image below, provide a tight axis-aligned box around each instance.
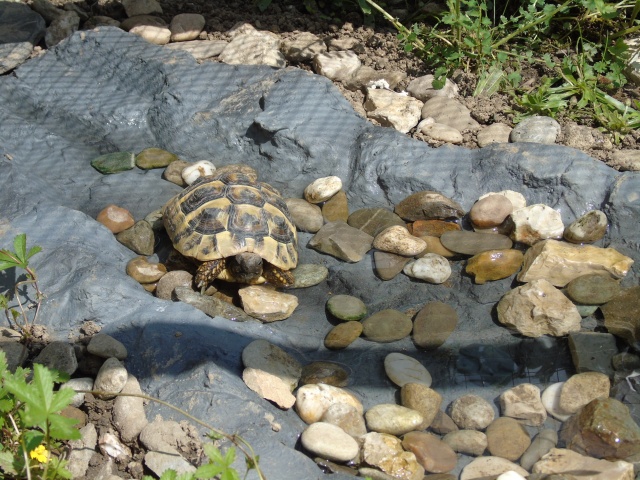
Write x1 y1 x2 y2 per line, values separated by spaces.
12 234 27 264
26 245 42 261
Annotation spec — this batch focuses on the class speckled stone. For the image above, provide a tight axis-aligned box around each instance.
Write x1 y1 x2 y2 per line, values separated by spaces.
373 225 427 256
395 191 464 221
116 220 155 255
449 394 495 430
465 249 524 284
565 273 621 305
373 251 412 280
300 361 349 387
401 383 442 430
563 210 608 244
90 151 135 174
135 147 178 169
324 321 363 350
162 159 191 187
304 176 343 203
416 236 456 258
348 208 406 237
412 302 458 349
440 231 512 255
442 430 487 456
485 417 531 461
321 402 367 438
322 190 349 222
365 404 424 436
460 456 528 480
361 309 413 343
326 294 367 321
559 371 611 414
499 383 546 426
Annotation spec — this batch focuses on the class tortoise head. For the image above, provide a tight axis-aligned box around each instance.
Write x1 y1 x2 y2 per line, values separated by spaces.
227 253 263 283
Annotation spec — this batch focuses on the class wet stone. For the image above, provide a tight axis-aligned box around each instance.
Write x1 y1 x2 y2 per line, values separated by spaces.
395 191 464 221
361 309 413 343
485 417 531 461
416 236 456 258
532 447 634 479
361 432 425 480
322 190 349 222
568 331 617 376
401 383 442 430
96 204 135 234
560 397 640 462
91 151 135 174
348 208 406 237
612 352 640 371
509 115 561 144
442 430 487 456
499 383 546 427
559 371 611 414
520 429 558 471
134 147 178 169
289 263 328 288
295 383 363 424
403 254 451 284
300 361 349 387
456 344 519 385
326 294 367 321
242 339 302 391
566 273 621 305
384 352 432 387
563 210 608 244
324 321 363 350
602 286 640 348
308 221 374 262
449 394 495 430
126 256 167 284
239 285 298 322
412 301 458 350
430 410 459 435
440 230 512 255
402 432 458 473
469 194 514 229
479 190 527 210
116 220 155 255
497 278 581 337
373 251 411 281
518 239 634 287
285 198 324 233
373 225 426 256
411 219 460 237
465 249 524 284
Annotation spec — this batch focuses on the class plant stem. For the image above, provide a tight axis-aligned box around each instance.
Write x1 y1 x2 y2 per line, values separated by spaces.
76 389 267 480
361 0 426 49
8 412 32 480
492 0 573 49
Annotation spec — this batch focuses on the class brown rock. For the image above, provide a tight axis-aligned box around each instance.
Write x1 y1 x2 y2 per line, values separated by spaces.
162 160 191 187
416 236 456 258
322 190 349 222
308 221 374 262
96 204 135 233
518 239 634 287
238 286 298 322
361 309 413 343
412 302 458 349
559 397 640 463
469 194 514 229
155 270 193 300
402 431 457 473
373 251 411 280
285 198 323 233
347 208 406 237
440 230 512 255
485 416 531 461
300 362 349 387
565 273 621 305
559 371 610 414
401 383 443 430
395 191 464 221
126 256 167 284
601 286 640 347
532 448 634 479
324 321 363 350
430 410 459 435
465 249 524 284
563 210 608 244
411 220 460 237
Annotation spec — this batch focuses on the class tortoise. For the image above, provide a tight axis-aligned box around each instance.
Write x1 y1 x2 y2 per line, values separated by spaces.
163 170 298 289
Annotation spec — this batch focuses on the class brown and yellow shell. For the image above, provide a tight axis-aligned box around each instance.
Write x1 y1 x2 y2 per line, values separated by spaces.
163 171 298 271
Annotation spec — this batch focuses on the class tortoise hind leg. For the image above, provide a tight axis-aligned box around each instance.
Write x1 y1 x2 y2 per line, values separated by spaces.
195 259 226 292
263 263 294 287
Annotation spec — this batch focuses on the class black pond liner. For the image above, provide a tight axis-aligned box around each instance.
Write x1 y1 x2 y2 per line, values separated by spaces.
1 26 639 479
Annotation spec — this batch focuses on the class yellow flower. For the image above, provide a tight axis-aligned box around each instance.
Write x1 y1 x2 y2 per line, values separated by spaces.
29 445 49 463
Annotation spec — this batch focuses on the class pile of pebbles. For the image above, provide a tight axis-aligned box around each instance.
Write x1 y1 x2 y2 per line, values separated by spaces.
3 0 639 169
86 146 640 479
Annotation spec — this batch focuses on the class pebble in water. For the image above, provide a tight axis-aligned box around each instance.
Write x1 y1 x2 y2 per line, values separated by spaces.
364 404 424 436
411 219 460 237
440 230 513 255
321 403 367 438
540 382 572 421
532 448 634 479
565 273 621 305
324 321 363 350
300 422 359 462
326 294 367 321
499 383 546 426
361 432 425 480
373 251 411 280
449 394 495 430
601 286 640 348
460 456 528 480
401 382 442 429
465 249 524 284
442 430 487 456
402 431 457 473
361 309 413 343
384 352 432 387
520 428 558 471
558 371 611 414
412 301 458 350
469 194 514 229
295 384 363 424
300 361 349 387
479 190 527 210
485 416 531 461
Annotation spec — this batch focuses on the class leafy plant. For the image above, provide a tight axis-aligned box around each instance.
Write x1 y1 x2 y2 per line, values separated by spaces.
0 350 80 479
0 234 44 337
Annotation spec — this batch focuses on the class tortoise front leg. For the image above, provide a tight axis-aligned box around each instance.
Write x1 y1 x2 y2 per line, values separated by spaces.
195 259 226 292
263 263 294 287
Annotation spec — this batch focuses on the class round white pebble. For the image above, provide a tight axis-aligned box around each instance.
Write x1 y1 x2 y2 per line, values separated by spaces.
300 422 359 462
403 254 451 283
304 176 342 203
384 352 432 387
496 471 527 480
181 160 216 185
541 382 572 421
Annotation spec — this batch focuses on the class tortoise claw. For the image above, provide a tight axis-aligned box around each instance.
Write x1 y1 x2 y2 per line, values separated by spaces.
195 259 225 292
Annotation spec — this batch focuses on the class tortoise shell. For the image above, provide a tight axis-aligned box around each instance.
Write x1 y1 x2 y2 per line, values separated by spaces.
163 171 298 271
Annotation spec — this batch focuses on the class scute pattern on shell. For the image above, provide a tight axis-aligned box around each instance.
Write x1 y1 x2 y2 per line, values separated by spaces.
163 171 298 270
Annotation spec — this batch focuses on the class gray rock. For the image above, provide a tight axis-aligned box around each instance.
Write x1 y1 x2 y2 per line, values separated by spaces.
0 3 45 74
87 333 128 359
113 374 149 442
44 10 79 47
61 377 93 407
33 341 77 375
308 221 374 262
67 423 98 479
94 357 128 398
173 286 256 322
165 39 228 60
116 220 155 255
510 115 561 144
